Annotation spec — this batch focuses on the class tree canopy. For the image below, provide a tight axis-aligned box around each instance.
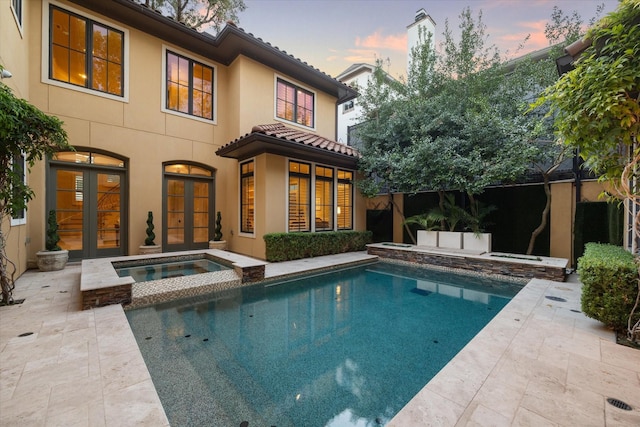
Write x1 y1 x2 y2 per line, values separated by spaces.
355 8 552 236
534 0 640 242
142 0 246 31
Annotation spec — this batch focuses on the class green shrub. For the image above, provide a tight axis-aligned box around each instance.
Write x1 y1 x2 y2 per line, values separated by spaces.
577 243 639 331
45 209 61 251
264 231 373 262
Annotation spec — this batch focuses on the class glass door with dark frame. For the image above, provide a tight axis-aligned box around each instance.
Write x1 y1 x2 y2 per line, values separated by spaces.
163 164 214 252
51 167 125 260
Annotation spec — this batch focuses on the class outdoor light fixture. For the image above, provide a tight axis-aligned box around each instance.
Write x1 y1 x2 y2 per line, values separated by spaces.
1 69 12 79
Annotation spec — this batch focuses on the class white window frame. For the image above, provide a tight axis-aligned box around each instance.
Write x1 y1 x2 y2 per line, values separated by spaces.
41 0 130 102
161 45 218 124
274 74 316 131
10 153 27 226
11 0 24 36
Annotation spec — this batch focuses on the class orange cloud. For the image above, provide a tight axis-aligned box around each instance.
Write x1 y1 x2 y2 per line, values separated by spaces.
493 20 550 57
355 31 407 52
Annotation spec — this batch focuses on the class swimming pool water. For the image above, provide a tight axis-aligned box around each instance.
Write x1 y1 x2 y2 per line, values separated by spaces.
116 258 229 282
126 262 522 426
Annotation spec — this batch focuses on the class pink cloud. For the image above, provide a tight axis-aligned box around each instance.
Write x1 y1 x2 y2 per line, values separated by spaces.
492 20 550 57
355 31 407 52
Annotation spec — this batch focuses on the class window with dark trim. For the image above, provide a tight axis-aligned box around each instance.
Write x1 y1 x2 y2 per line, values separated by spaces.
288 161 311 231
337 170 353 230
49 5 124 96
166 51 214 120
315 166 333 231
10 153 26 226
277 79 314 128
11 0 22 26
240 160 254 233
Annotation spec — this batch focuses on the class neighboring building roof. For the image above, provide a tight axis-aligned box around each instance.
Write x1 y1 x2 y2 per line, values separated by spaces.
336 63 376 82
69 0 358 103
216 123 361 168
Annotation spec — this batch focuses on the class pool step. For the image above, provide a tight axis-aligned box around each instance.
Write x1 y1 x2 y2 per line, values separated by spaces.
129 269 242 308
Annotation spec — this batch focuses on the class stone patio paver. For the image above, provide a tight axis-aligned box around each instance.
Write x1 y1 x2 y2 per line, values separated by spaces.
1 253 639 426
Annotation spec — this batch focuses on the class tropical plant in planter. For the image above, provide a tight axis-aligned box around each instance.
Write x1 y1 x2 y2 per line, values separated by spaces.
139 211 161 254
36 210 69 271
209 211 227 250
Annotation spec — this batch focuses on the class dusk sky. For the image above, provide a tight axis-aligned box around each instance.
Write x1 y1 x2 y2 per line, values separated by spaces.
236 0 619 79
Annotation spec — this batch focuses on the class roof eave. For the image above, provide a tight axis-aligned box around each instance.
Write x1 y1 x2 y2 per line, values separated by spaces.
216 134 359 169
69 0 358 103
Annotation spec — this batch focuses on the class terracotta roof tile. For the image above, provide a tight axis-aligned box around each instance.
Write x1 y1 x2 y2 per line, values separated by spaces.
250 123 360 158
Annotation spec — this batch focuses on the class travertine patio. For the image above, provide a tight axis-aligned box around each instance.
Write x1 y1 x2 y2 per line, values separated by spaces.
1 253 639 426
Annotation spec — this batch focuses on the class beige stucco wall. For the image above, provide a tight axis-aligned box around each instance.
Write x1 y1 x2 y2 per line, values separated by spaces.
233 56 337 137
232 153 366 260
549 182 574 261
5 0 358 269
549 180 606 266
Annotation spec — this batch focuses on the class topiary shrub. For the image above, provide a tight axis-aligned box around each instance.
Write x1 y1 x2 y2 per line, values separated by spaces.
144 211 156 246
214 211 223 241
45 209 61 251
577 243 639 331
264 231 372 262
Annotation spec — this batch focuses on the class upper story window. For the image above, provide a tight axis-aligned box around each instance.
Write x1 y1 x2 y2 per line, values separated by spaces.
166 50 214 120
49 5 124 97
276 78 314 128
11 0 22 28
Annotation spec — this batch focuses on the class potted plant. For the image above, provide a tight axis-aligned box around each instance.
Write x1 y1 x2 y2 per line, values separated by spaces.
209 211 227 250
36 209 69 271
139 211 161 254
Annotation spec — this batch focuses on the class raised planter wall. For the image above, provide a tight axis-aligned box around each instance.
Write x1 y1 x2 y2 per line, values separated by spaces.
367 244 567 282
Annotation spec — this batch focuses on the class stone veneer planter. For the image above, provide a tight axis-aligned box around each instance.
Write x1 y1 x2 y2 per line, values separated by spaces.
367 243 568 282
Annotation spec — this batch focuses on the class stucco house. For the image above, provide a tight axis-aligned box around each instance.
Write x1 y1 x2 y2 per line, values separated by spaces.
1 0 364 277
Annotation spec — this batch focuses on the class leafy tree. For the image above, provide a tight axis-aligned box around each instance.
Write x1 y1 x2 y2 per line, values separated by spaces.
0 79 71 304
143 0 246 31
533 0 640 340
356 8 539 242
521 4 605 255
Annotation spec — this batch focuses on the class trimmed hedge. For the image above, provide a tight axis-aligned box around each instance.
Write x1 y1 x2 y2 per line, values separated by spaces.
577 243 639 331
264 231 373 262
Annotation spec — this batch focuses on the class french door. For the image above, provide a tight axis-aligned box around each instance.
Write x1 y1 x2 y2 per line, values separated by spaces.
163 167 214 252
49 165 127 260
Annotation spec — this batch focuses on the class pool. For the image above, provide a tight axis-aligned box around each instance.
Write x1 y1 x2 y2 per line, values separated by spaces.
114 256 230 283
126 261 522 426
